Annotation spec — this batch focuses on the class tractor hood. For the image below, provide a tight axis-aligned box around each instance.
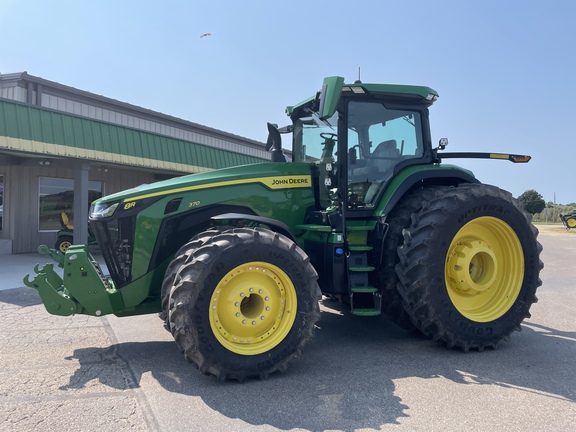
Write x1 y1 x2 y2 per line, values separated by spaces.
90 162 312 220
92 162 313 211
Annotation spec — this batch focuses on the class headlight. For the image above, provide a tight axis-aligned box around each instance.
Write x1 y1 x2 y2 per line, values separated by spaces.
90 201 120 219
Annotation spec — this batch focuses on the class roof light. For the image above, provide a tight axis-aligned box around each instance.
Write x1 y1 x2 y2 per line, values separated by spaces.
426 93 439 101
343 86 365 94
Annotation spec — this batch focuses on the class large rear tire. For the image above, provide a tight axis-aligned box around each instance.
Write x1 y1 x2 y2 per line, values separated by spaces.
167 227 321 381
374 187 441 330
396 184 543 350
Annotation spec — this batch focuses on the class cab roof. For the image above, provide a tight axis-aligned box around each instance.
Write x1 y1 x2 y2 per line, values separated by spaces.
286 78 439 119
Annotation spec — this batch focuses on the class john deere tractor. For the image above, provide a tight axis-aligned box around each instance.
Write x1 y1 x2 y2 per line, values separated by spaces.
25 76 543 381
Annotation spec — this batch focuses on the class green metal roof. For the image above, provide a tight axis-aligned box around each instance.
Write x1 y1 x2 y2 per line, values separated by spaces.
0 99 267 172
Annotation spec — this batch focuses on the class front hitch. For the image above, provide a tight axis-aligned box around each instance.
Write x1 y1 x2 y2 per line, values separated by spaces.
24 244 124 316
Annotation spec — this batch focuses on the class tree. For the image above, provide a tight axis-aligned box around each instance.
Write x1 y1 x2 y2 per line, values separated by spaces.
518 189 546 214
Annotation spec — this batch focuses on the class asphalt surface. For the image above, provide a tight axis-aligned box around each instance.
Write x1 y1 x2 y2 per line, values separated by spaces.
0 225 574 431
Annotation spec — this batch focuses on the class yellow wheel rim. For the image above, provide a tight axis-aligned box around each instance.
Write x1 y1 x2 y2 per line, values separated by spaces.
567 218 576 228
209 261 297 355
445 216 524 322
59 241 72 253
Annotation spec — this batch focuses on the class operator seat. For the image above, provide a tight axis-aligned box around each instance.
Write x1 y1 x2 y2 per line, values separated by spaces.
60 212 74 230
348 140 401 206
370 140 400 174
350 140 400 182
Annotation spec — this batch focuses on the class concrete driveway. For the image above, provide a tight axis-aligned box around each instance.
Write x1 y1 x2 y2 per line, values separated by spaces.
1 225 574 431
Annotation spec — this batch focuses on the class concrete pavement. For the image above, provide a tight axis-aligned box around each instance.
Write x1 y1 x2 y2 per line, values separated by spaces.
1 226 575 431
1 253 63 291
0 251 107 291
0 251 155 430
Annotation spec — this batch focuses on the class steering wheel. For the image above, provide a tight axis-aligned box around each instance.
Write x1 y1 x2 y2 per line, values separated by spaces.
320 132 337 141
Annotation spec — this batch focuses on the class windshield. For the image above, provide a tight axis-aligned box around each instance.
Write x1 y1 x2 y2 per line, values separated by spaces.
292 112 338 163
290 101 425 211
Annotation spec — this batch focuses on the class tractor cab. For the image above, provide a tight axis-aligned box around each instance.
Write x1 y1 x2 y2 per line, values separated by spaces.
264 78 440 311
269 77 439 216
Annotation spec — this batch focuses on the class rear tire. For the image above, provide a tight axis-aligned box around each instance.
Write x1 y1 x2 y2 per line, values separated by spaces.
167 227 321 381
374 187 441 330
396 184 543 350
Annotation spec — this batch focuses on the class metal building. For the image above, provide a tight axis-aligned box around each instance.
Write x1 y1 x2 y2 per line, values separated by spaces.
0 72 269 253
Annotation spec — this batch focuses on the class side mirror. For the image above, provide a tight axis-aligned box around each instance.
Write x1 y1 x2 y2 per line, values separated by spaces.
266 123 286 162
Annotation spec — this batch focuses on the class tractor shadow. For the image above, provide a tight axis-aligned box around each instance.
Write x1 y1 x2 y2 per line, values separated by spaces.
58 298 576 432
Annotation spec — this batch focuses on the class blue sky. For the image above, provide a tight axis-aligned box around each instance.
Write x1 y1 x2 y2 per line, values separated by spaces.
2 0 575 203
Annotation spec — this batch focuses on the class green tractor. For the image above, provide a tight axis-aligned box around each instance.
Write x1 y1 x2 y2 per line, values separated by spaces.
25 76 543 381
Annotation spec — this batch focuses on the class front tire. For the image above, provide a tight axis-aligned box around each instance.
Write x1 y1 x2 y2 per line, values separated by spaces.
396 184 543 350
160 227 230 323
167 227 321 381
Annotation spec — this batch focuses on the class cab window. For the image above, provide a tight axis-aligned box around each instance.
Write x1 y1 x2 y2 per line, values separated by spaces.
347 101 423 208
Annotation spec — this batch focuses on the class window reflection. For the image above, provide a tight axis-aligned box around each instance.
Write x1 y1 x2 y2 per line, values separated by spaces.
39 177 103 230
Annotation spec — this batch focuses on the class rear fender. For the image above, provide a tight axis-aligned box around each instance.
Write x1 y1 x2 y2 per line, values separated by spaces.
376 165 479 218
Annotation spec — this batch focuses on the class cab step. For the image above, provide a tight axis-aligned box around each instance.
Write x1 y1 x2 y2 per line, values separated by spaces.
349 265 376 272
351 308 381 317
350 286 378 293
347 239 381 316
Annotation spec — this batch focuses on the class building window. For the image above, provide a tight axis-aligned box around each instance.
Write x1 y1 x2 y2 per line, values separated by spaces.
39 177 103 231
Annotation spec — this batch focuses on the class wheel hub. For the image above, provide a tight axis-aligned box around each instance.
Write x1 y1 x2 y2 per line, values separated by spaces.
444 216 524 322
446 240 497 294
209 262 296 355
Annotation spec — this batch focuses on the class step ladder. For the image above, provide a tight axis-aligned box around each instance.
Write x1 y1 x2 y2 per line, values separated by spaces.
347 225 381 316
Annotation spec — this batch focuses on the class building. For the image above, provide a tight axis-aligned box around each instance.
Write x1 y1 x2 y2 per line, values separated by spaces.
0 72 270 253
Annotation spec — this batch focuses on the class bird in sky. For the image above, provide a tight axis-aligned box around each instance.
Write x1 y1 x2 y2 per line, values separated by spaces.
200 33 211 38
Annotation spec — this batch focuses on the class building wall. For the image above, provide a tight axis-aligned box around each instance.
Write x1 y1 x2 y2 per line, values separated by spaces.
41 93 268 158
0 73 273 253
0 163 156 253
0 85 27 103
